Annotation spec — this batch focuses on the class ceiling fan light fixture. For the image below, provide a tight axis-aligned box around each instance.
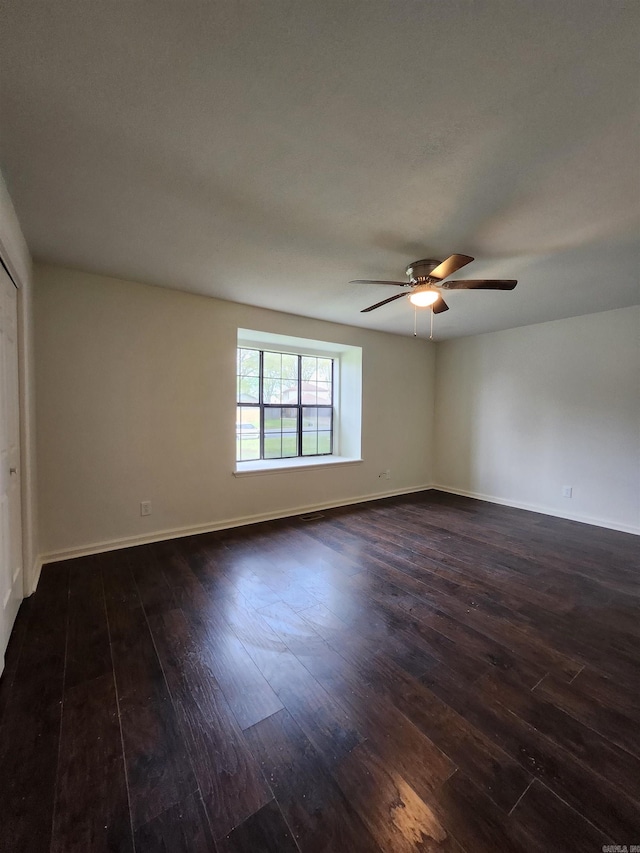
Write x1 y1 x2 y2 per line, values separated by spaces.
352 253 516 314
409 286 439 307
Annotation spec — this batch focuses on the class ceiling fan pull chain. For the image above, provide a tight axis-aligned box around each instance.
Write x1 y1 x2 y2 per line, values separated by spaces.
430 308 434 341
414 305 417 337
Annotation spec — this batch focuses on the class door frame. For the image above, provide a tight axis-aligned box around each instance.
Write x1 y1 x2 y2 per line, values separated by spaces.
0 237 38 599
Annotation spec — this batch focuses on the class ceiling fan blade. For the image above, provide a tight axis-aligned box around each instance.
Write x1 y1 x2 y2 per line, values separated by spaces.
442 279 517 290
432 297 449 314
361 292 408 313
349 279 408 287
428 254 474 281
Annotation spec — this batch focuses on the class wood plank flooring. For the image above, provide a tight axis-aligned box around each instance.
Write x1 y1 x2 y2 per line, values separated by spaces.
1 490 639 852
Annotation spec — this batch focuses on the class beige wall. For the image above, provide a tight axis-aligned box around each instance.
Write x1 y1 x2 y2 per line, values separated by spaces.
34 263 640 558
0 172 38 591
434 307 640 533
35 263 436 557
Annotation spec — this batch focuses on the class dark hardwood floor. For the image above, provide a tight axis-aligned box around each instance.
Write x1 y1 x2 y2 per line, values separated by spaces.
1 490 639 852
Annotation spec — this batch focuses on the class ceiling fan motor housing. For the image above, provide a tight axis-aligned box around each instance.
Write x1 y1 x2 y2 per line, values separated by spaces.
405 259 441 284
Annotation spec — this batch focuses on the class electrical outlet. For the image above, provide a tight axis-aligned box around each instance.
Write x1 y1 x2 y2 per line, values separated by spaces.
140 501 152 516
562 486 572 499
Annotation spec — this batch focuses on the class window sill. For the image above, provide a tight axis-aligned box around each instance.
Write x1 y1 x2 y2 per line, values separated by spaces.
234 456 363 478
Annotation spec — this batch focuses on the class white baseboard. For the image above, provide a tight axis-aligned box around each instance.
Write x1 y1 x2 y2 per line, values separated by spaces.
27 556 43 596
431 484 640 536
38 483 435 567
32 482 638 589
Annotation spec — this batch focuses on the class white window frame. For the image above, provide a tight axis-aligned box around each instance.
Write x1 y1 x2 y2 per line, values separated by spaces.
234 329 362 477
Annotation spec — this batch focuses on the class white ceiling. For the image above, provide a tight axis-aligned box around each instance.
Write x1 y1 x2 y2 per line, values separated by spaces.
1 1 639 339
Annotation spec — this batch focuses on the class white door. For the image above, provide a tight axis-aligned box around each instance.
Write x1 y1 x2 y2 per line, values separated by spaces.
0 266 22 672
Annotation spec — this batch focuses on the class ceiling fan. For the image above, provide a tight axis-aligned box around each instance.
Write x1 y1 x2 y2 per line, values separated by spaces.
350 254 517 313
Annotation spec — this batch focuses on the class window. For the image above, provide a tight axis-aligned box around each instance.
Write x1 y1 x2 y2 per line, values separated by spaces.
237 347 334 462
235 329 362 476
